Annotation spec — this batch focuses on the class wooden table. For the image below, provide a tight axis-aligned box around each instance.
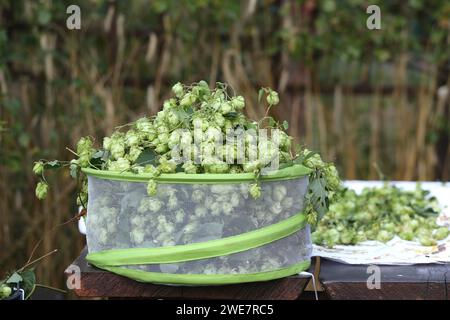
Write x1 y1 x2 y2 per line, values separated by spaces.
319 258 450 300
64 248 311 300
65 249 450 300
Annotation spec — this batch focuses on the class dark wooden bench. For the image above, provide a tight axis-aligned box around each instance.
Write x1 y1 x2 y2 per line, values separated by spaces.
64 248 312 300
319 258 450 300
65 248 450 300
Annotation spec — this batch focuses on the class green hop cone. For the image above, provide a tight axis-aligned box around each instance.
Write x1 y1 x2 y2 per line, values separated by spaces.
167 111 180 127
279 132 292 151
196 80 209 91
324 165 341 190
213 113 226 128
376 230 394 243
172 82 184 98
125 130 140 147
143 164 161 178
231 96 245 110
33 161 45 176
103 137 112 150
406 219 420 231
303 150 325 169
127 146 143 162
35 181 49 200
135 117 153 133
182 161 197 174
354 231 367 243
158 157 177 173
76 136 94 155
419 236 437 246
311 231 322 244
109 158 131 172
0 285 12 298
339 229 355 245
110 138 125 159
399 231 414 241
206 163 230 173
249 183 261 199
219 102 233 115
266 90 279 106
323 229 340 248
78 154 91 168
147 179 157 196
155 143 169 154
180 92 196 107
243 160 261 173
433 227 450 240
307 211 318 225
273 185 287 202
163 98 176 111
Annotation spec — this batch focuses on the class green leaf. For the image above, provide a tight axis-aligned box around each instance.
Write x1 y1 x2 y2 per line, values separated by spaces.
309 172 329 220
245 122 257 130
70 163 78 179
101 150 110 162
268 117 276 127
91 150 105 159
135 148 157 166
294 149 318 165
278 160 294 169
185 106 194 115
414 206 439 217
294 143 304 154
303 150 318 161
282 120 289 130
6 272 22 284
20 270 36 295
258 88 264 102
174 109 189 122
90 150 109 168
223 112 238 119
44 160 61 170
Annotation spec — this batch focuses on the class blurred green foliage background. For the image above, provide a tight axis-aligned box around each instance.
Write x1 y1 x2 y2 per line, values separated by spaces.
0 0 449 296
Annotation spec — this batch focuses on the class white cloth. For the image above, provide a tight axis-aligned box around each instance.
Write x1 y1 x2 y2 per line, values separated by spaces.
312 181 450 265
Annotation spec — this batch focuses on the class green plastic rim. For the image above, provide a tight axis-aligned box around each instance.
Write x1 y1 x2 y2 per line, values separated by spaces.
96 260 311 285
87 212 307 266
82 164 311 184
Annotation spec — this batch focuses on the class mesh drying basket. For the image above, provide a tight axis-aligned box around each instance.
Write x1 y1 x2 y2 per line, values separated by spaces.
83 165 312 285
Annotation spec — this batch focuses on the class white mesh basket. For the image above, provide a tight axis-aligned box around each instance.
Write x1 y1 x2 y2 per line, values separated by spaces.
84 165 312 284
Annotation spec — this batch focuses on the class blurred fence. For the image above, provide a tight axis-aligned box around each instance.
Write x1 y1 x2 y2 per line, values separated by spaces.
0 0 449 292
